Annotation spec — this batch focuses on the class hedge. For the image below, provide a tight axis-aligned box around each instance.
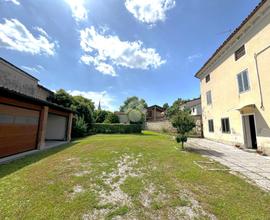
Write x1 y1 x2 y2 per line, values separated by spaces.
91 123 142 134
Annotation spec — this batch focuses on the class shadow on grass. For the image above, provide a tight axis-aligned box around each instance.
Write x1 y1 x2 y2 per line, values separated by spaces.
185 146 225 158
0 141 80 179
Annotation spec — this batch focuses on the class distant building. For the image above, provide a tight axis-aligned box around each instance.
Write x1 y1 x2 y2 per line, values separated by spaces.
146 105 166 122
180 98 203 137
114 111 129 124
180 98 202 116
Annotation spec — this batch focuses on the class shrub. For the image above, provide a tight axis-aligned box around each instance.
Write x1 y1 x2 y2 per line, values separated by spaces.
91 123 142 134
72 116 88 138
104 112 120 124
171 110 195 149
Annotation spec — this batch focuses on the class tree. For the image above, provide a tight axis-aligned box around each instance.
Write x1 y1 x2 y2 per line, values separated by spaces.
104 112 120 124
166 98 186 118
72 96 94 126
120 96 147 112
94 110 109 123
49 89 73 108
49 89 94 134
163 103 169 110
171 110 195 149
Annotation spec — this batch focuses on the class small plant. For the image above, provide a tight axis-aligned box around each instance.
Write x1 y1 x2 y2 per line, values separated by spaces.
171 110 195 150
161 127 168 133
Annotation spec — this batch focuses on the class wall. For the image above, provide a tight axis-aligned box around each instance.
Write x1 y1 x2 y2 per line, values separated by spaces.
200 6 270 154
191 104 202 116
117 114 129 124
146 117 203 137
36 86 52 101
146 120 176 133
0 60 38 97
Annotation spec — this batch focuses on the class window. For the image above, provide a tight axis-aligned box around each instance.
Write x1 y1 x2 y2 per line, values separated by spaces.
208 120 214 132
205 74 210 83
206 91 212 105
221 118 230 133
235 45 246 61
237 70 250 93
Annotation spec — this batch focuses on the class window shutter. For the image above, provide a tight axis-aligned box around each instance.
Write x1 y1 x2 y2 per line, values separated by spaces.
237 74 243 93
243 71 249 91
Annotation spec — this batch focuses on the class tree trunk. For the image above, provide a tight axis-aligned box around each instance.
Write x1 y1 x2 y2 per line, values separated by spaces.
181 141 184 150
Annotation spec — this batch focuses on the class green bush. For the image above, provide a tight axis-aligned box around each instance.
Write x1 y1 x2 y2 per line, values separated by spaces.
104 112 120 124
72 116 88 138
91 123 142 134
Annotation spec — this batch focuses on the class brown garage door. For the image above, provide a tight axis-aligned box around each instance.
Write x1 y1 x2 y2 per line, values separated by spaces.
0 104 40 158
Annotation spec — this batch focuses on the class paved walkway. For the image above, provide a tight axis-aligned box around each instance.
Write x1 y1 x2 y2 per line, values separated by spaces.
187 138 270 191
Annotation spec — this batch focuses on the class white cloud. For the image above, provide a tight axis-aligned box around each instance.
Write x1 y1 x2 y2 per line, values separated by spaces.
68 90 116 111
80 26 166 76
21 65 45 74
188 53 202 62
125 0 176 25
65 0 88 22
34 27 49 38
4 0 20 5
0 19 57 56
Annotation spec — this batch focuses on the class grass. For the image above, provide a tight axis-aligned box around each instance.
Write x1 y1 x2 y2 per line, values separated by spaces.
0 131 269 219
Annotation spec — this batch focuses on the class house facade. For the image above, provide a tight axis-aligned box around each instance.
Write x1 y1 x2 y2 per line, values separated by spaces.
196 0 270 154
0 58 73 159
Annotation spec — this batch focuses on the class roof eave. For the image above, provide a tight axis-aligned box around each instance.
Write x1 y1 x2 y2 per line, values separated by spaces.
194 0 268 79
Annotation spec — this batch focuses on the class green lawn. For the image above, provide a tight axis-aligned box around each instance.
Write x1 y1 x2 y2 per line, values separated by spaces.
0 131 270 219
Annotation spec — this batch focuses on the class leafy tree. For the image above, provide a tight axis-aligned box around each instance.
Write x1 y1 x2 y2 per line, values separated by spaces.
166 98 186 118
120 96 147 112
72 96 94 126
49 89 73 108
49 89 94 134
104 112 120 124
94 110 109 123
163 103 169 110
171 110 195 149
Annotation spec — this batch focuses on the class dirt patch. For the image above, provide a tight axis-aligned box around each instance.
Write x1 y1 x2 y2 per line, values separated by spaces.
70 185 85 199
83 154 216 219
98 154 142 206
74 170 91 177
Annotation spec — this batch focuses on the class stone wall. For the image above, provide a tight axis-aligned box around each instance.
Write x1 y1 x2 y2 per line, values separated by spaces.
145 120 176 133
146 116 203 137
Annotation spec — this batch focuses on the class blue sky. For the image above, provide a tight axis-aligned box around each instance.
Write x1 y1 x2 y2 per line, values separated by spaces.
0 0 260 110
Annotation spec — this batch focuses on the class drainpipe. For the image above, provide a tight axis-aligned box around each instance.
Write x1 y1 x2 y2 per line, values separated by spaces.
254 45 270 110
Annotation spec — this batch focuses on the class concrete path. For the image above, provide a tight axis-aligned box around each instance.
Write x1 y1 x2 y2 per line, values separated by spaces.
187 138 270 191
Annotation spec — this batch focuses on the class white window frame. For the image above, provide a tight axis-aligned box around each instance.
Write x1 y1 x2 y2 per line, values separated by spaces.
237 69 250 94
206 91 212 105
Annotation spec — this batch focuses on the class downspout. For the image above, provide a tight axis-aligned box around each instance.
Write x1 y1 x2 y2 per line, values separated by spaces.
254 45 270 110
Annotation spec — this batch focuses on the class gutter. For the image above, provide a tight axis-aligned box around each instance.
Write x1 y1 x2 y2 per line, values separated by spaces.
254 44 270 110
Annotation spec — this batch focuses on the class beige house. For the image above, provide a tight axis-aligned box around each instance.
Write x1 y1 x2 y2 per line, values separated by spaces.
195 0 270 155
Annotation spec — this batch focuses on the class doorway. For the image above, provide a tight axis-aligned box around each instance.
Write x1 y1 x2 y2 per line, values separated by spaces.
242 115 257 149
